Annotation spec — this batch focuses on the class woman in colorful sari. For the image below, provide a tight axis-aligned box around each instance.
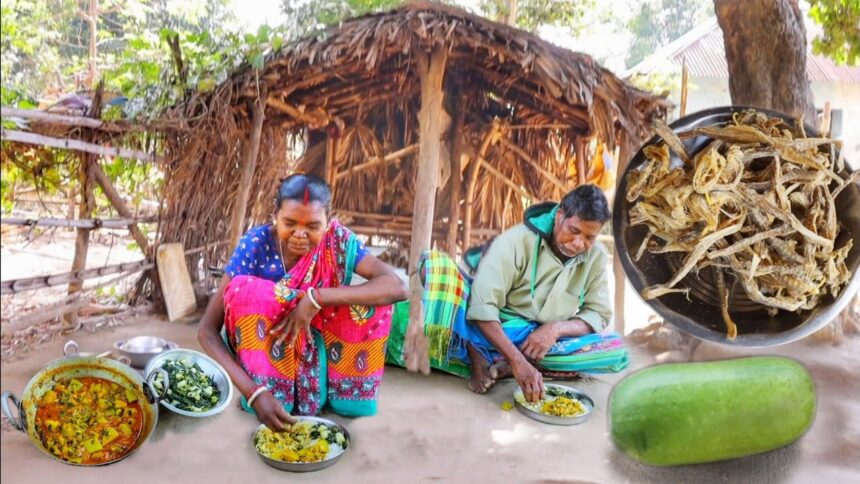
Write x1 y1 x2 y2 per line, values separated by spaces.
387 185 629 403
198 174 408 431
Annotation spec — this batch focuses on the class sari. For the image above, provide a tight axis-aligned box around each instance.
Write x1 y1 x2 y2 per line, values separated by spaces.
223 221 392 417
386 250 628 377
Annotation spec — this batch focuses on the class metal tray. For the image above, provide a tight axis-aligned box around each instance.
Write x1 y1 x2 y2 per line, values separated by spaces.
252 416 350 472
513 383 594 426
613 106 860 347
143 348 233 418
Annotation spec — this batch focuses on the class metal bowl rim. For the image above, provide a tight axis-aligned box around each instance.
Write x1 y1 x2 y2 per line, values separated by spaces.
143 348 234 418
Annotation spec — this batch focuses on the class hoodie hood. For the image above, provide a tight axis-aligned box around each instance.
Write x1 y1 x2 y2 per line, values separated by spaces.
523 201 559 240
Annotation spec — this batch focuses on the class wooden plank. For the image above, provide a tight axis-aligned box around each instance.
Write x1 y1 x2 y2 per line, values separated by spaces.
1 259 153 294
405 45 448 375
229 100 265 249
1 129 157 162
1 216 155 229
156 243 197 322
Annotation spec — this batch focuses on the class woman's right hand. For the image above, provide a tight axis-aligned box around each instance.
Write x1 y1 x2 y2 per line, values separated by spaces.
512 359 544 403
251 391 297 431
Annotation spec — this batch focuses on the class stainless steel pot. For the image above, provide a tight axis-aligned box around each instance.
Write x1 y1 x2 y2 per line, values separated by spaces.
1 353 168 466
613 106 860 347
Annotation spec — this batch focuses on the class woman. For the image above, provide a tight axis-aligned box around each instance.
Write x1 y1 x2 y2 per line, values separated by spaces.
198 174 408 431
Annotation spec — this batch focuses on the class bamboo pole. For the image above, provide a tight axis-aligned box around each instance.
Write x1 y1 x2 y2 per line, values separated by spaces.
405 45 447 375
90 160 150 254
478 156 531 200
463 122 501 248
613 136 632 335
0 129 157 162
1 216 155 229
0 107 154 133
229 100 265 250
334 144 418 181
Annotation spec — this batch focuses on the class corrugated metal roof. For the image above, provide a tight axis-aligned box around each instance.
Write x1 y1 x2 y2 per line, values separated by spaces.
631 19 860 84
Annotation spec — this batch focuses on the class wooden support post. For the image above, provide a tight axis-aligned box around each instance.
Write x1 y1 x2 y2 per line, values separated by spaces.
575 137 587 186
446 92 465 254
229 100 265 250
91 161 150 254
613 135 631 335
325 129 337 193
404 45 448 374
680 59 689 117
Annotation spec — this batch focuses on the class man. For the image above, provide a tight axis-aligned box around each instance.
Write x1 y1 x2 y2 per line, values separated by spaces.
457 184 621 402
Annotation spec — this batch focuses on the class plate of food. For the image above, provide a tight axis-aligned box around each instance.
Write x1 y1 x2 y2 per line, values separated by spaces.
513 383 594 425
252 416 350 472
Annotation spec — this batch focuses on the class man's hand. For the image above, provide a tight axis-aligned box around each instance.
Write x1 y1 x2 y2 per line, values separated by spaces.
519 323 560 362
269 295 319 347
251 391 296 431
512 359 544 403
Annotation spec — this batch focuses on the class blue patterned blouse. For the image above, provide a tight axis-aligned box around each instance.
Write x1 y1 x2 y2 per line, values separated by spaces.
224 224 368 282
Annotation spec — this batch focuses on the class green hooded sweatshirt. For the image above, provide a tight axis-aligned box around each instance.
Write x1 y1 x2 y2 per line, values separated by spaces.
465 202 612 332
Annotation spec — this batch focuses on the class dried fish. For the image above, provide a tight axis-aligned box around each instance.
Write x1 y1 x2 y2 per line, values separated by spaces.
628 109 854 338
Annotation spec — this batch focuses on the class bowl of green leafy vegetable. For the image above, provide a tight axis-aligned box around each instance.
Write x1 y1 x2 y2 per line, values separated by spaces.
144 348 233 417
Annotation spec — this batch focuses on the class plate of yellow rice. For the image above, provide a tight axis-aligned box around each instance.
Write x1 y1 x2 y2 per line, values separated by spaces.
513 383 594 425
252 416 349 472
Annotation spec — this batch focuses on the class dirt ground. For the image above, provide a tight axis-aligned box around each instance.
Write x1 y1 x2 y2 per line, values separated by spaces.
1 312 858 484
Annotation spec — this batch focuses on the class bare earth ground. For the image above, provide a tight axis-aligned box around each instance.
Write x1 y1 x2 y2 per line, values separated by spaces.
1 312 858 484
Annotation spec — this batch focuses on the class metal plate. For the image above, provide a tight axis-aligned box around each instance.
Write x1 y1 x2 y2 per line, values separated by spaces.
252 416 350 472
143 348 233 418
513 384 594 426
613 106 860 347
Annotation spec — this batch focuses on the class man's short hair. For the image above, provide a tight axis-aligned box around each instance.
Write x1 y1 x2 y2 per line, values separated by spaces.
559 184 611 223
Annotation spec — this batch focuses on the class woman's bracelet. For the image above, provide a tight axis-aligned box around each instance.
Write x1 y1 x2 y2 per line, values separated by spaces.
306 287 323 310
246 385 268 407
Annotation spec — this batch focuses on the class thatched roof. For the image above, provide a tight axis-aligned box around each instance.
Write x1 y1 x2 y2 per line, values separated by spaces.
160 0 669 274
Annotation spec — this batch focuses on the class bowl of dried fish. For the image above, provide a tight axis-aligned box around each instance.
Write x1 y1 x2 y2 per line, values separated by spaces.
614 106 860 346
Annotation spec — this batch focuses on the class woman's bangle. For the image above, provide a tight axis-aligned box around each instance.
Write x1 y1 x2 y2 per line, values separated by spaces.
246 385 268 407
306 287 323 310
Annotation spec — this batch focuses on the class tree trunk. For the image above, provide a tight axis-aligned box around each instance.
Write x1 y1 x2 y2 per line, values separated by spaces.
714 0 816 122
86 0 98 88
229 100 265 250
503 0 518 26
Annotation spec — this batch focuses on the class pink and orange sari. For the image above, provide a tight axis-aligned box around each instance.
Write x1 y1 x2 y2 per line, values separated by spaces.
223 221 392 416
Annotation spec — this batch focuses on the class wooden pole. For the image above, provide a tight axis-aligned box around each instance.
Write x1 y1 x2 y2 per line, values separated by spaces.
575 137 587 186
680 59 689 117
325 128 337 194
0 129 158 162
0 107 153 133
462 122 500 249
229 100 265 250
446 91 465 254
90 161 150 254
820 101 832 134
2 216 155 229
404 45 448 375
613 134 632 335
334 144 418 181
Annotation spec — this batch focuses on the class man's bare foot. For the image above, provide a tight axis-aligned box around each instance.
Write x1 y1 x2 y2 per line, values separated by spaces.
488 359 513 380
466 343 495 394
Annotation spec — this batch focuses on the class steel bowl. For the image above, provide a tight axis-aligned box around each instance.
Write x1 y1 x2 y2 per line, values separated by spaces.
143 348 233 418
252 416 350 472
114 336 178 369
613 106 860 347
513 383 594 426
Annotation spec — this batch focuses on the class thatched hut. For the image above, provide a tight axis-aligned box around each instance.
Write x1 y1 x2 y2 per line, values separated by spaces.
158 1 668 337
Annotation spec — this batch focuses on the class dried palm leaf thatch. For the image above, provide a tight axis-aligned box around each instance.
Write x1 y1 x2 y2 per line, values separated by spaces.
628 109 857 340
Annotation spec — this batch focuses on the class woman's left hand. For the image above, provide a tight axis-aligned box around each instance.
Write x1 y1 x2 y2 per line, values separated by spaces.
269 295 320 347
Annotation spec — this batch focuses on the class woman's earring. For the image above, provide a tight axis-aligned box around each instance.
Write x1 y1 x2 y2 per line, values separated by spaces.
273 220 277 226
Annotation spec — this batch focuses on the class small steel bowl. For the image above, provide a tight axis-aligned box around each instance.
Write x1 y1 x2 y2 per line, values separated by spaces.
513 383 594 426
114 336 178 369
252 416 350 472
613 106 860 347
143 348 233 418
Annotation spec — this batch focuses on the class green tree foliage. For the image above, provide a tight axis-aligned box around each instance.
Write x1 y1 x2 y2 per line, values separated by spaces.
280 0 402 39
808 0 860 65
479 0 594 34
625 0 712 68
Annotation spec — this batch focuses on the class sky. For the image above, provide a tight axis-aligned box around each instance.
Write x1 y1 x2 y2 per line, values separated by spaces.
227 0 643 75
